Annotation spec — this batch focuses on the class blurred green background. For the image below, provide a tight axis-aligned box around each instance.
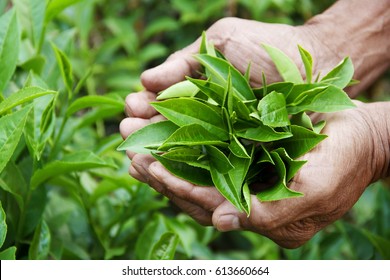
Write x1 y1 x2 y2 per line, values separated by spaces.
0 0 389 260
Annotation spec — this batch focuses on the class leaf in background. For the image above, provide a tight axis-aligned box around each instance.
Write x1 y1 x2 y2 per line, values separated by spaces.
298 45 313 83
262 44 303 84
143 17 179 40
159 124 228 150
0 201 6 248
360 229 390 259
135 215 167 260
150 232 179 260
153 153 213 186
45 0 83 23
0 8 19 92
210 165 243 212
117 121 179 154
28 220 51 260
206 146 233 174
0 87 56 115
287 85 356 114
274 125 327 158
30 0 46 51
66 94 124 116
236 122 292 142
30 151 117 189
0 161 27 211
195 54 256 100
257 91 290 127
321 57 354 88
152 98 228 140
156 80 199 100
0 105 32 173
257 151 303 201
0 247 16 260
51 43 73 95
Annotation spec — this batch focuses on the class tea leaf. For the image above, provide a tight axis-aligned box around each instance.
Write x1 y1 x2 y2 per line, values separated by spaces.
159 124 228 150
274 125 327 158
321 57 354 88
0 87 57 116
45 0 83 23
187 77 225 105
0 247 16 260
0 201 6 248
0 8 19 92
236 122 292 142
0 161 27 211
117 121 179 154
51 43 73 95
30 151 117 189
152 98 228 140
360 228 390 259
273 148 306 181
66 94 124 116
206 145 234 174
241 183 251 216
298 45 313 83
0 106 32 173
30 0 46 51
195 54 256 100
28 220 51 260
150 232 179 260
229 135 250 158
153 153 213 186
257 151 303 201
254 82 293 98
210 165 243 211
157 80 199 100
262 43 303 84
257 91 290 127
162 147 203 163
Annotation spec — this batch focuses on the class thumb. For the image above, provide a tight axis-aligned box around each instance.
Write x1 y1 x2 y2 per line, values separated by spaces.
141 40 201 93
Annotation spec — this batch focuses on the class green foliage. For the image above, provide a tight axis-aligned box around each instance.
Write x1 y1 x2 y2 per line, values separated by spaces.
0 0 389 260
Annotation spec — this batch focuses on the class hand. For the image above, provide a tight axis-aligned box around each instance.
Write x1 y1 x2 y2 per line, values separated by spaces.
119 16 389 248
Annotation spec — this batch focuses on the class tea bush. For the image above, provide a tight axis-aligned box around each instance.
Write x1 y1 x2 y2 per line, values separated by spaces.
0 0 389 260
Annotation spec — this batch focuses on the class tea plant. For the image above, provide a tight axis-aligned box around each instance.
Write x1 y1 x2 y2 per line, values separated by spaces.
118 33 356 214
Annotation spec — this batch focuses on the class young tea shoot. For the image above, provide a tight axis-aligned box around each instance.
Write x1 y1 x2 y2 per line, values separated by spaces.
118 32 356 215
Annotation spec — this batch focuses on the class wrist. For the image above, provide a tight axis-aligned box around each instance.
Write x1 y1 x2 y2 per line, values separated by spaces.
302 0 390 96
359 102 390 181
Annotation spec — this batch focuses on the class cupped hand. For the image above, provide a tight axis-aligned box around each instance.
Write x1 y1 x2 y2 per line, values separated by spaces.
119 18 375 248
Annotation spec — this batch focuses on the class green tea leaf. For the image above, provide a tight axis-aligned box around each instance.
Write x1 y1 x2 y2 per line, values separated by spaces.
257 151 303 201
195 54 256 100
0 87 57 115
51 43 73 94
274 125 327 158
285 83 321 105
199 31 217 57
45 0 83 23
273 148 306 181
157 80 199 100
0 201 6 248
236 122 292 142
159 124 228 150
321 57 354 88
67 95 124 116
152 98 228 140
242 183 251 216
187 77 225 105
253 82 294 98
210 165 243 211
0 247 16 260
360 228 390 259
117 121 179 154
229 135 250 158
262 43 303 84
0 161 27 211
30 0 46 51
0 106 32 173
28 220 51 260
30 151 117 189
287 85 356 114
298 45 313 83
150 232 179 260
257 91 290 127
290 112 326 134
206 145 234 174
153 153 213 186
0 8 19 92
162 147 203 163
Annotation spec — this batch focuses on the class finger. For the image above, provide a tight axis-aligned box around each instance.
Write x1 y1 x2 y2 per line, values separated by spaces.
124 91 158 118
148 161 225 212
141 41 201 92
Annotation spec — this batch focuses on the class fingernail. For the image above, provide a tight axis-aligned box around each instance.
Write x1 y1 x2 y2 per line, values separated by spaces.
217 215 241 231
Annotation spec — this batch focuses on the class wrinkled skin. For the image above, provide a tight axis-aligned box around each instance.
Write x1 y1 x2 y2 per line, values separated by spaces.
119 17 388 248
